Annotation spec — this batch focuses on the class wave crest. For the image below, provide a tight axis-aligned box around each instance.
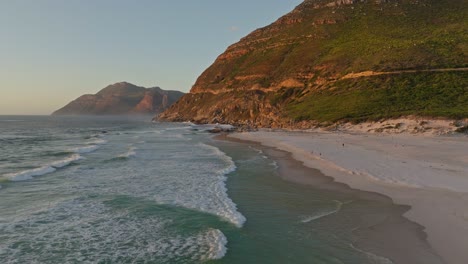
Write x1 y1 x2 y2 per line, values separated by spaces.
198 143 246 228
118 146 137 159
71 145 99 154
3 154 82 182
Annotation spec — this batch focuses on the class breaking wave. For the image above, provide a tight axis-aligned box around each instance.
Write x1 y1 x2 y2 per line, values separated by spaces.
71 145 99 154
118 146 137 159
0 199 230 263
3 154 82 182
194 143 246 227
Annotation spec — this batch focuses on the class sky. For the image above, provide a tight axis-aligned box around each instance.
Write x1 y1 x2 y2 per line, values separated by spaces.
0 0 302 115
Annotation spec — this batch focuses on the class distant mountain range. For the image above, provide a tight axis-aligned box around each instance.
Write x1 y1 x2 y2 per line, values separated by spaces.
53 82 184 115
160 0 467 128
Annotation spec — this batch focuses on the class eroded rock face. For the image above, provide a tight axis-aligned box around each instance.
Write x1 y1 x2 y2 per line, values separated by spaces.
159 0 467 128
159 91 285 128
53 82 184 115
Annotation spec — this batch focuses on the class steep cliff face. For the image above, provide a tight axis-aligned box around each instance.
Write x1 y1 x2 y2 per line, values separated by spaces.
53 82 184 115
160 0 467 127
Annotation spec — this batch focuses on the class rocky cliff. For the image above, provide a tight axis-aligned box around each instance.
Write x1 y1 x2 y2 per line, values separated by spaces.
53 82 184 115
159 0 467 128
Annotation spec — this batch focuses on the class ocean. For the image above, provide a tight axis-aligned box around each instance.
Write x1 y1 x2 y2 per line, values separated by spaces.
0 116 420 263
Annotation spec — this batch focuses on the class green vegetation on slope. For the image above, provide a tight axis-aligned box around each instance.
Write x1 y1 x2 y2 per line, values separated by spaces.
194 0 467 92
161 0 468 126
316 0 468 73
287 71 468 123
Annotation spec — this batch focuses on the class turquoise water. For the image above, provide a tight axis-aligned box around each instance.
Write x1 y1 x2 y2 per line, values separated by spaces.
0 116 427 263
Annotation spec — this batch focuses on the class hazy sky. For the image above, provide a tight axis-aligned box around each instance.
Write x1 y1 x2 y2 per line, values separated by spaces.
0 0 302 115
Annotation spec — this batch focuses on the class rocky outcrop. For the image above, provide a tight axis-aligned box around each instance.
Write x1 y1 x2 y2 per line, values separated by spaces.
158 90 285 128
53 82 184 115
159 0 467 127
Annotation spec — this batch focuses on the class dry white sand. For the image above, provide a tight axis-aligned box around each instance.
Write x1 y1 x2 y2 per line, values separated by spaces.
230 131 468 264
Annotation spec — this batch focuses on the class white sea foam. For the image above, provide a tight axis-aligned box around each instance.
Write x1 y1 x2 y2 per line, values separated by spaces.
5 166 56 182
197 143 246 228
118 147 137 159
248 146 264 155
49 154 83 168
107 140 246 235
76 139 106 157
1 131 237 262
3 155 82 182
71 145 99 154
0 199 230 263
270 161 279 169
200 229 228 260
350 243 394 264
248 146 269 160
301 200 345 223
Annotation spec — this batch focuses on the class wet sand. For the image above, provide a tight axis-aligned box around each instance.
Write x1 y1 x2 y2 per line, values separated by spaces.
217 134 444 264
229 131 468 264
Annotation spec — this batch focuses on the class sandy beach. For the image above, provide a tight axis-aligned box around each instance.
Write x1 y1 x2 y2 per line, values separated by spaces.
229 131 468 264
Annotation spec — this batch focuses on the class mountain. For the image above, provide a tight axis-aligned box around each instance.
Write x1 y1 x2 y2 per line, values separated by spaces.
159 0 467 128
53 82 185 115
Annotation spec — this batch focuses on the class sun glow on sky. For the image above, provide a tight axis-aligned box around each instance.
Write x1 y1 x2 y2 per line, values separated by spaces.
0 0 301 115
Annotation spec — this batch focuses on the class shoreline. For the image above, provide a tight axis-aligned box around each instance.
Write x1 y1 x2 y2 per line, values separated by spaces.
216 134 443 264
226 131 468 264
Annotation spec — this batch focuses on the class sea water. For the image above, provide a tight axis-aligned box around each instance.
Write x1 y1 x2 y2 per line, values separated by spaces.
0 116 415 263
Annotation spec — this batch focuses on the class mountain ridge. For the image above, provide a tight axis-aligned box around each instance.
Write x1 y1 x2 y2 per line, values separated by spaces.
53 82 184 116
159 0 467 128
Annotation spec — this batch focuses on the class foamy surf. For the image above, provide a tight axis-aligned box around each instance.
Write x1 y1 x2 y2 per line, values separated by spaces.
195 143 246 228
49 154 82 168
0 198 229 263
201 229 228 260
118 146 137 159
301 200 349 223
5 166 56 182
248 146 264 155
3 154 83 182
270 161 279 169
350 243 394 264
2 118 445 263
249 146 270 160
71 145 99 154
